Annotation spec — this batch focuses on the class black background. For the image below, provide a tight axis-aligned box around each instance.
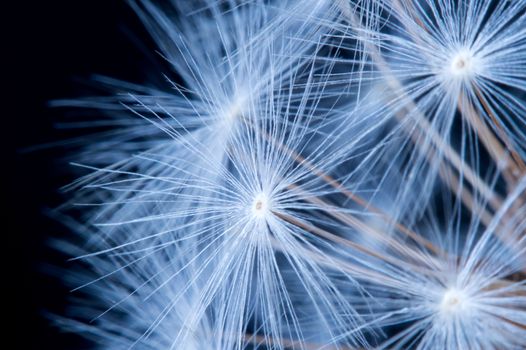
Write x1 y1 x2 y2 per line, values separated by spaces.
8 1 159 348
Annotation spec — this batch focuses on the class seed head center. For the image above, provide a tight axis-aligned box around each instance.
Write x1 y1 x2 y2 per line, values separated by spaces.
440 288 467 314
251 193 270 219
449 50 477 78
455 58 465 69
224 94 248 124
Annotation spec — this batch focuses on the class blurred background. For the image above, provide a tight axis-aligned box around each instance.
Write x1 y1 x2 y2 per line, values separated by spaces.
8 1 162 348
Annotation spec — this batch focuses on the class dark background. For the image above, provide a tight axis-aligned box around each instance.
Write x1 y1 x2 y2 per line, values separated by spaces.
8 1 159 348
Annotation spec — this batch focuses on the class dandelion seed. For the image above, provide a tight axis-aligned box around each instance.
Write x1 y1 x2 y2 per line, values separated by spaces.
330 0 526 213
361 177 526 349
